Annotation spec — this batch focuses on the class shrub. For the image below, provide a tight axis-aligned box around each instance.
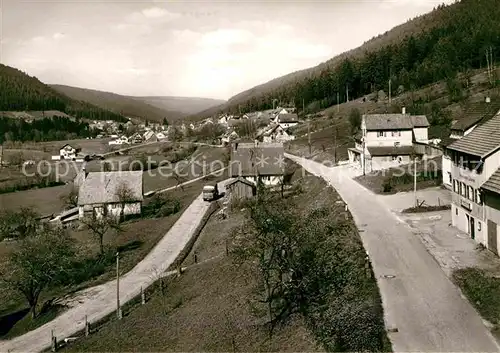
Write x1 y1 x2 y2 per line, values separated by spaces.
143 194 181 218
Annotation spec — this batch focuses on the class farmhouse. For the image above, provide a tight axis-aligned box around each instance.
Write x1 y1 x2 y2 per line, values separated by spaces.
347 108 430 172
259 124 295 143
275 113 299 129
230 142 285 186
77 170 143 220
54 144 81 161
445 111 500 255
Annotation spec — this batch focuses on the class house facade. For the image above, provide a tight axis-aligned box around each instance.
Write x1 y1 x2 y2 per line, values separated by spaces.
347 109 429 172
442 98 500 189
446 110 500 254
77 170 143 220
261 125 295 143
277 113 299 129
227 177 257 200
60 144 80 160
230 142 285 186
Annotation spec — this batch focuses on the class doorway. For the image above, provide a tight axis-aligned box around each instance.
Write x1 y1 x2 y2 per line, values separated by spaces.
488 220 498 255
469 216 475 240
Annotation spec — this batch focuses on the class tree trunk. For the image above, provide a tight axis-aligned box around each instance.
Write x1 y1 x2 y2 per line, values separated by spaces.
99 236 104 255
30 302 37 319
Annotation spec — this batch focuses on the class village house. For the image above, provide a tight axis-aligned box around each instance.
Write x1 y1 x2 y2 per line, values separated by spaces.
108 135 129 145
276 113 299 129
446 110 500 255
226 177 257 200
129 132 143 144
77 170 143 220
143 130 158 143
259 124 295 143
230 141 285 186
347 108 430 172
442 97 500 189
222 131 239 146
58 144 81 160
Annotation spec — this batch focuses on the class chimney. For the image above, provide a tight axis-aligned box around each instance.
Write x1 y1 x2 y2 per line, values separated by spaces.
486 97 491 103
402 107 406 115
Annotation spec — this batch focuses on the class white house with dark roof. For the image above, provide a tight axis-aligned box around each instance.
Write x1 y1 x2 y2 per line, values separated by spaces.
77 170 143 220
347 108 430 172
230 142 285 186
259 124 295 143
442 97 500 189
446 110 500 254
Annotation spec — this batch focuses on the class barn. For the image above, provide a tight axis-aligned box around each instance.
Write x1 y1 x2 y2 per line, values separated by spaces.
226 177 256 200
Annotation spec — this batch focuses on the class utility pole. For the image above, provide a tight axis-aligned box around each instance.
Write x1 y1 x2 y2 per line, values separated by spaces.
389 78 392 103
116 252 122 320
337 91 340 112
308 117 311 156
346 84 349 102
414 157 418 207
333 126 337 165
0 143 3 168
362 135 366 176
302 98 305 116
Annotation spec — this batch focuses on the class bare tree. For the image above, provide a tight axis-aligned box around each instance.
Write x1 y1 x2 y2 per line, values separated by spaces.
0 207 40 241
115 182 135 222
81 215 121 255
0 226 75 318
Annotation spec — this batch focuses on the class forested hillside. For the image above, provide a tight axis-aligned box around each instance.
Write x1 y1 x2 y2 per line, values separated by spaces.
0 116 93 143
192 0 500 119
0 65 126 122
50 85 184 123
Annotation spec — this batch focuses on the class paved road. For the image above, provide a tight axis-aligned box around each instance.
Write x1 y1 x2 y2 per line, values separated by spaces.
0 179 231 353
286 153 500 352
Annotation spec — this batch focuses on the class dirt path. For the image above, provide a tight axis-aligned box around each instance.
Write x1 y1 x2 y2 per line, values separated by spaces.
286 153 500 352
0 179 231 353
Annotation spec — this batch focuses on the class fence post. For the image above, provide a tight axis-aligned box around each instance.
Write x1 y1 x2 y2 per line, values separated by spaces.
365 256 372 278
51 330 57 352
85 315 90 336
194 251 198 264
141 286 146 305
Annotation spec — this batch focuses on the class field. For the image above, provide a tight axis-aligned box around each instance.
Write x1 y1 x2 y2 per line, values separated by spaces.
4 138 112 156
61 166 390 352
0 174 226 339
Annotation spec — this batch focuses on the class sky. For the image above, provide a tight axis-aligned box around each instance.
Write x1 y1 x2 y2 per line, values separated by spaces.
0 0 454 100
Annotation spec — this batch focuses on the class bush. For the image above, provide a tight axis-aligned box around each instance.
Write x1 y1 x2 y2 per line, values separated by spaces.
143 194 182 218
382 180 393 193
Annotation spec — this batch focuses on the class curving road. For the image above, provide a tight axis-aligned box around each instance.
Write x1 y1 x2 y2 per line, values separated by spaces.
286 153 500 352
0 179 231 353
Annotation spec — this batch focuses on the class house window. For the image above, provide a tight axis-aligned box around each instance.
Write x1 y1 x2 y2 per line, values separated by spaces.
392 156 397 161
478 222 482 231
456 207 458 215
468 186 474 201
394 142 401 147
461 182 466 197
476 190 482 204
377 131 385 137
391 131 401 137
453 180 457 193
448 172 452 184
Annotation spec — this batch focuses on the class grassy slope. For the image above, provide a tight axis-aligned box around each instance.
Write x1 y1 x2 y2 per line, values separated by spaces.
0 176 225 339
62 168 390 352
50 85 184 122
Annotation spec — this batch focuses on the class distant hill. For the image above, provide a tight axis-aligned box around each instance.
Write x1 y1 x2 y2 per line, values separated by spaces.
50 85 184 123
0 64 126 122
191 0 500 120
130 96 226 116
